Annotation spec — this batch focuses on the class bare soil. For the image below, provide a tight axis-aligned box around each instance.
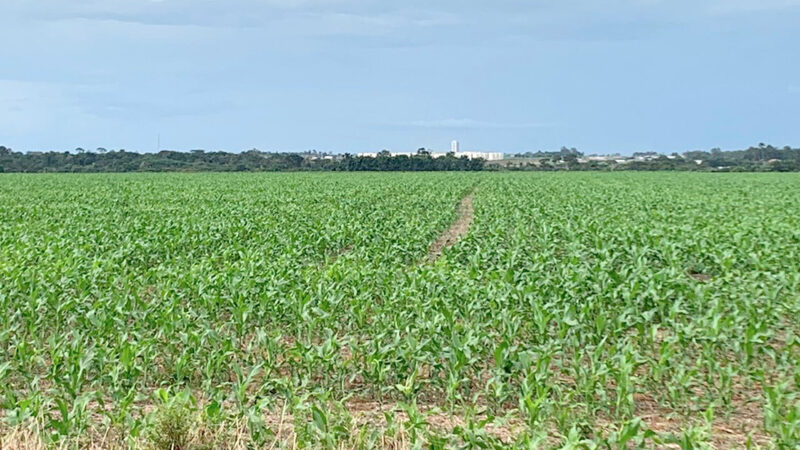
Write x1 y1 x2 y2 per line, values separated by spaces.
427 189 475 263
2 397 768 449
330 244 354 264
689 272 712 282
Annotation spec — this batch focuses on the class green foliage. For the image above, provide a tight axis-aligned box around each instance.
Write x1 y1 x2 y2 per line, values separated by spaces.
144 389 218 450
146 403 193 450
0 148 485 172
0 172 798 447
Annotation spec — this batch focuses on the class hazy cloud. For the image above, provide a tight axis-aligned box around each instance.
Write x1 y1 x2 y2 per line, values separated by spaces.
0 0 797 152
0 79 96 138
1 0 459 33
398 119 557 129
707 0 800 15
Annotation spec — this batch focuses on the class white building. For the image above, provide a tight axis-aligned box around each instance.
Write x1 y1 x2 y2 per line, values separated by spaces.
451 140 460 153
357 148 504 161
456 151 504 161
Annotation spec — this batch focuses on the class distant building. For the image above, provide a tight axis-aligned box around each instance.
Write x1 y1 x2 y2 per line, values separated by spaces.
456 151 504 161
588 156 615 162
357 150 503 161
451 140 460 153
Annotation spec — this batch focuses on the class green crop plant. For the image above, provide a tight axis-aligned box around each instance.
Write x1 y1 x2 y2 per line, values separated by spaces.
0 172 798 448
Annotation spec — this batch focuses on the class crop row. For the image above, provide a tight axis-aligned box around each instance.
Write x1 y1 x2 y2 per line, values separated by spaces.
1 172 799 448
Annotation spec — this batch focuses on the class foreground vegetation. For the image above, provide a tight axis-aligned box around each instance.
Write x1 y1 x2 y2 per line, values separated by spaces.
1 172 799 448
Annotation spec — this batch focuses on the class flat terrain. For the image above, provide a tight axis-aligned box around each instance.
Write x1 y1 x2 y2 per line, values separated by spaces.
1 172 799 448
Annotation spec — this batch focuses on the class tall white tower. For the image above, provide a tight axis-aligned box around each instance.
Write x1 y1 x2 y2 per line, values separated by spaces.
451 140 460 153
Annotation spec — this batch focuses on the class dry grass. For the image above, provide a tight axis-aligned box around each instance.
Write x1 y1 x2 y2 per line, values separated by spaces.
0 424 411 450
1 396 772 450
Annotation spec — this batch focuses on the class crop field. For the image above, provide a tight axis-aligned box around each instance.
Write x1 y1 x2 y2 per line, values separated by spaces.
1 172 800 449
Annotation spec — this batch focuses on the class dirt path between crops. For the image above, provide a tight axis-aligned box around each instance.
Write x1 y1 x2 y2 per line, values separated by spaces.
427 188 475 263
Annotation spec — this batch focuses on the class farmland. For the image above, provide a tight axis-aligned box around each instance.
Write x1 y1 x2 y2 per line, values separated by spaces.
1 172 799 448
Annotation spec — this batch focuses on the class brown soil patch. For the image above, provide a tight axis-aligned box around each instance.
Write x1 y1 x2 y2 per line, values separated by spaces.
1 394 773 449
0 401 518 450
329 244 353 265
688 271 712 282
628 392 769 448
427 189 475 263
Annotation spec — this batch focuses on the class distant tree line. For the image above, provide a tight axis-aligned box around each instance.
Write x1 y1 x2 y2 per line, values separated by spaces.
505 144 800 172
678 144 800 171
1 143 799 173
339 150 484 171
512 147 584 159
0 147 484 173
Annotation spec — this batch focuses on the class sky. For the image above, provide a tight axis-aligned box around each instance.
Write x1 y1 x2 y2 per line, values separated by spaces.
1 0 799 155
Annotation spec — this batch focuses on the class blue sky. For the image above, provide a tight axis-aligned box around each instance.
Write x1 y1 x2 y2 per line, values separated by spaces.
1 0 799 155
